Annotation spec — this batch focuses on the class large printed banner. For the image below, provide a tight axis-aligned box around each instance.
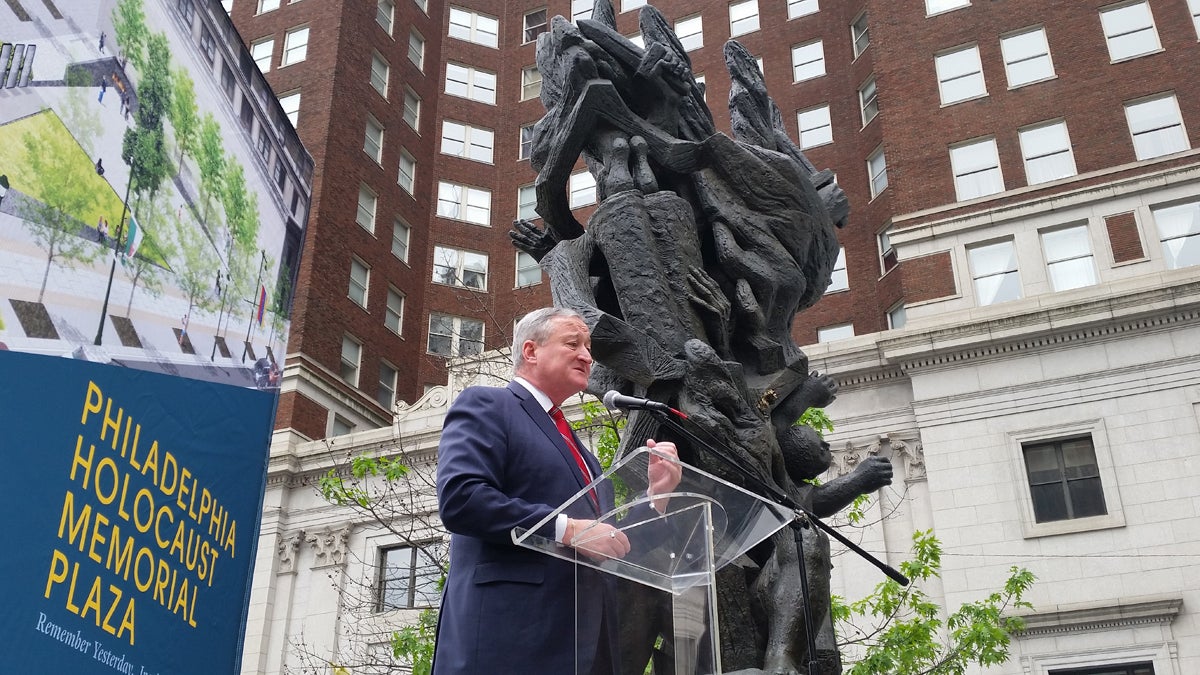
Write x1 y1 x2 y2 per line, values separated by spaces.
1 0 310 387
0 350 274 674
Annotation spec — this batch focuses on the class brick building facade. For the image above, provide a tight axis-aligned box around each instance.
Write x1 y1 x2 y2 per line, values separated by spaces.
226 0 1200 444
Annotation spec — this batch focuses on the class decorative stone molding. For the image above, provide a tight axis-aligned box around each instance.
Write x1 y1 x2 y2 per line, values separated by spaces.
395 385 451 423
830 433 924 481
277 531 304 574
306 526 351 569
1015 596 1183 637
830 440 871 479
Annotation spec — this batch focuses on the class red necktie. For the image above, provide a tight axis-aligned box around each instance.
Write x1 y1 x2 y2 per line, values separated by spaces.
550 406 599 509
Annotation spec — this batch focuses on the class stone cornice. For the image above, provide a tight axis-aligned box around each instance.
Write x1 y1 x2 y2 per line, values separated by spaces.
282 353 391 427
1014 596 1183 637
880 275 1200 374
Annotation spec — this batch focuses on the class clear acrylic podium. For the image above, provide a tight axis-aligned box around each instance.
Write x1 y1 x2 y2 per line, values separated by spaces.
513 447 795 675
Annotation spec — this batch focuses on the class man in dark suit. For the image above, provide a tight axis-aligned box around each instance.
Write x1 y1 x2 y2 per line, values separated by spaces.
433 307 680 675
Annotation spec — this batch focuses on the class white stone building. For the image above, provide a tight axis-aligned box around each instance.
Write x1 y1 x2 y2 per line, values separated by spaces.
241 169 1200 675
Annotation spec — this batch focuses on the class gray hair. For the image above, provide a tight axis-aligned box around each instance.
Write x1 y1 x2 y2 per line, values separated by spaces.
512 307 585 375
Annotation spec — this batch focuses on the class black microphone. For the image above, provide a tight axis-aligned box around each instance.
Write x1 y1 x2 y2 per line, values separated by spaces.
602 390 675 414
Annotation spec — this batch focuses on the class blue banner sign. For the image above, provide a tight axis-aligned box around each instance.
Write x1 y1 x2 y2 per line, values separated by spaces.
0 351 274 674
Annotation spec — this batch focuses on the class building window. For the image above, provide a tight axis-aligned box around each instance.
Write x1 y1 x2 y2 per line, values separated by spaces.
412 0 427 13
850 12 869 57
428 314 484 357
569 171 597 208
200 28 216 63
1000 26 1054 88
572 0 593 22
729 0 760 37
446 63 497 104
402 88 420 130
257 0 280 14
935 45 985 105
519 124 535 160
1152 200 1200 269
790 40 825 82
449 7 499 48
887 303 906 329
516 251 542 287
251 38 274 72
356 184 378 233
859 76 878 126
385 287 405 334
330 415 355 437
370 52 390 97
282 27 310 66
349 257 370 307
968 239 1021 305
279 91 300 126
221 63 236 101
258 132 274 164
364 115 384 163
695 74 707 101
517 184 538 220
392 219 411 262
817 324 854 343
1051 666 1154 675
377 0 395 34
622 0 646 11
950 137 1003 201
1041 224 1097 292
273 158 287 191
1019 120 1076 185
878 226 897 273
797 105 832 149
433 246 489 290
926 0 969 14
1191 0 1200 38
437 181 492 225
827 247 848 292
378 544 443 610
378 362 398 409
521 66 542 101
788 0 818 20
340 334 361 386
1124 93 1188 161
627 33 645 49
675 15 703 51
867 146 888 198
1100 1 1160 62
408 30 425 70
398 149 416 194
1023 437 1106 523
524 8 548 43
441 120 495 163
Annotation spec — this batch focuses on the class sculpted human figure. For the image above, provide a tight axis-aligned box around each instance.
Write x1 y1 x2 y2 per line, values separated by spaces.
510 2 891 672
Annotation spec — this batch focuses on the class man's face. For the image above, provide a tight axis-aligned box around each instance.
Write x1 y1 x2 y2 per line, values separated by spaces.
522 317 593 404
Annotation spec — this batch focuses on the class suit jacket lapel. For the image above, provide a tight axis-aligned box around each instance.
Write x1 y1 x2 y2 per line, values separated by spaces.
509 383 601 514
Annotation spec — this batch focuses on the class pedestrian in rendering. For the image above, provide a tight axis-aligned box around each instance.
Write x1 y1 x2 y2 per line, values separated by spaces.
95 158 105 176
99 31 106 53
98 77 107 103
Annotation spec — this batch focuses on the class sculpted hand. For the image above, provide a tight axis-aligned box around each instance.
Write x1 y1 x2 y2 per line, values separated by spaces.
566 519 630 561
509 218 556 262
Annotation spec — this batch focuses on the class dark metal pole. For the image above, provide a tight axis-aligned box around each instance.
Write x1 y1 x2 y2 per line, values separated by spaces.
240 250 266 363
93 175 134 346
210 271 228 360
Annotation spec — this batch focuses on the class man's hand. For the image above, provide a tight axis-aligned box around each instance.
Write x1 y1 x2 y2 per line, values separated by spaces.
646 439 682 512
565 519 630 561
